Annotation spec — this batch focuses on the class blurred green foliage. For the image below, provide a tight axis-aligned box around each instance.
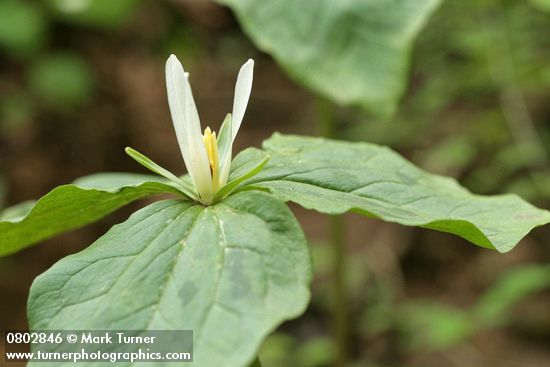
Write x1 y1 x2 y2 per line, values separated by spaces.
393 264 550 352
397 302 474 351
0 0 145 129
262 240 550 365
260 334 336 367
530 0 550 12
0 91 35 132
0 0 48 57
45 0 142 29
344 0 550 205
473 264 550 326
28 53 95 110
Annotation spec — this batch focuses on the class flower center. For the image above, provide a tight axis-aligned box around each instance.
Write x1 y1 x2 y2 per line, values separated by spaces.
202 127 219 191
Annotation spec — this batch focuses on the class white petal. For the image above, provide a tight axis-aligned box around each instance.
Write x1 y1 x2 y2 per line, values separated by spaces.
166 55 193 159
217 59 254 188
231 59 254 141
183 74 214 202
165 55 213 202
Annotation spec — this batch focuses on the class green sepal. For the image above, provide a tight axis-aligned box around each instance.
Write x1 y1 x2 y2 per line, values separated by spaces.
217 113 233 166
213 151 270 203
125 147 197 200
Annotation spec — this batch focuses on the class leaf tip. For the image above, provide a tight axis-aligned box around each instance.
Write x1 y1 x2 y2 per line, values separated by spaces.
125 147 141 160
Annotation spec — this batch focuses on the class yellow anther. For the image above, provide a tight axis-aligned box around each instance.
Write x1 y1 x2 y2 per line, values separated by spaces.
203 126 219 191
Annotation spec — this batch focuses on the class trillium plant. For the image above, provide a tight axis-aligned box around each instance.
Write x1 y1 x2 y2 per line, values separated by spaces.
1 55 549 367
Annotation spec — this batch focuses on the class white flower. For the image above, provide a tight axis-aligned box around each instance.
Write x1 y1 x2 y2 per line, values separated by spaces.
165 54 254 205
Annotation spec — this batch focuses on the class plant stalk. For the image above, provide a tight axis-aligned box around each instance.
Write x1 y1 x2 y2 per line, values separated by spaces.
317 98 349 367
330 214 348 367
477 3 549 195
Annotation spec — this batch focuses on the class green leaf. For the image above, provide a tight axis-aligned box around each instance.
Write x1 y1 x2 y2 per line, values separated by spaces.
238 134 550 253
473 264 550 326
46 0 142 29
0 173 181 257
0 0 48 57
530 0 550 12
28 191 311 367
216 0 441 116
28 53 95 109
125 147 198 200
398 302 474 351
0 90 35 131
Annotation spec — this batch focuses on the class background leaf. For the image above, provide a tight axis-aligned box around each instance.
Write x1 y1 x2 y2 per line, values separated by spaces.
530 0 550 12
367 264 550 353
237 134 550 252
0 90 35 132
473 264 550 326
45 0 142 29
216 0 441 116
0 173 180 257
28 53 96 110
28 192 311 367
0 0 48 57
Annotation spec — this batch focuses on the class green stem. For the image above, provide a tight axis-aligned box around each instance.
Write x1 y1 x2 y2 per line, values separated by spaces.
317 98 349 367
477 4 549 195
317 97 336 138
330 214 348 367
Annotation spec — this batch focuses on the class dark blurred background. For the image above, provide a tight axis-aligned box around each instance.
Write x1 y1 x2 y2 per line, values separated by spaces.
0 1 549 366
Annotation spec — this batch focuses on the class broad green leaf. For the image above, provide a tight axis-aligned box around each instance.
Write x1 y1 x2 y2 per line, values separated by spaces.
216 0 441 116
28 192 311 367
237 134 550 253
0 173 181 257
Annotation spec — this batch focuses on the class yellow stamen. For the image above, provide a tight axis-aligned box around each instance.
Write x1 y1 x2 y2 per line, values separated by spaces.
202 126 219 192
